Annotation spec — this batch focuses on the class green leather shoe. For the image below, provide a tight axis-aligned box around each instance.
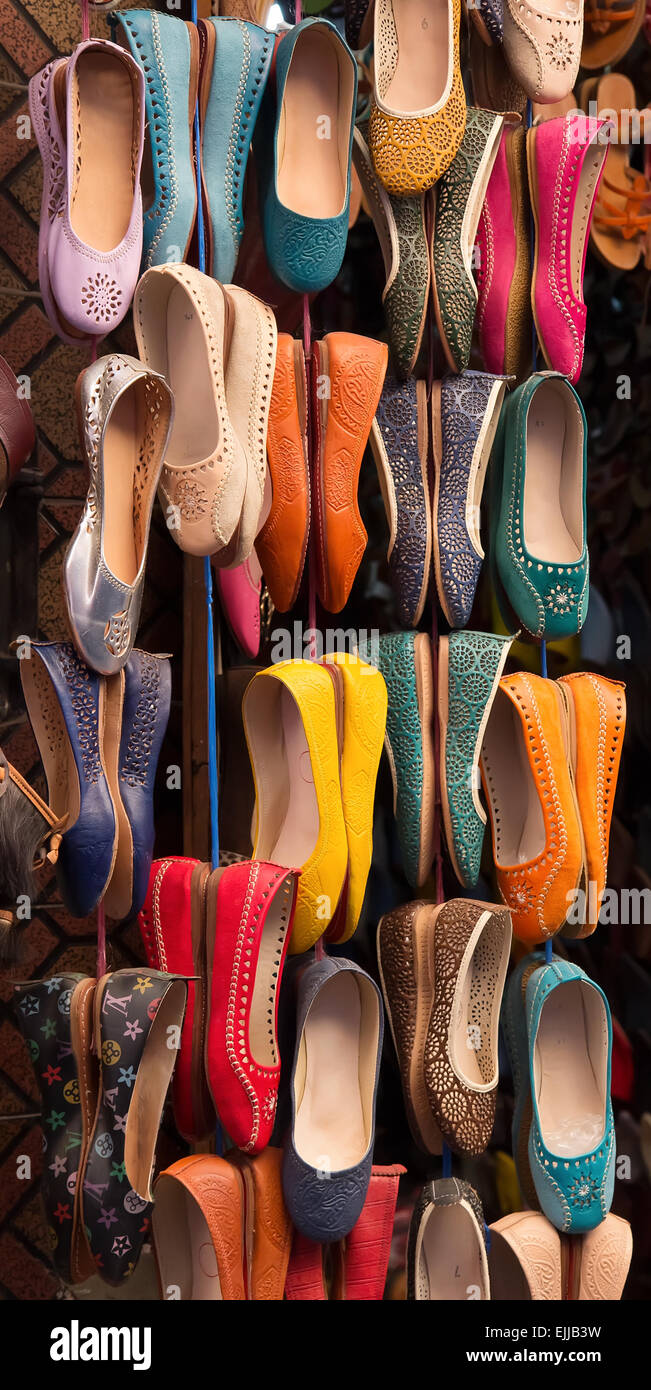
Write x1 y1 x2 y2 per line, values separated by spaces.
438 629 515 889
431 107 504 373
490 372 589 641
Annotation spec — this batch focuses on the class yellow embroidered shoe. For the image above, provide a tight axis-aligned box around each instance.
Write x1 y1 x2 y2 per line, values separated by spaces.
242 660 348 955
321 652 388 945
369 0 466 196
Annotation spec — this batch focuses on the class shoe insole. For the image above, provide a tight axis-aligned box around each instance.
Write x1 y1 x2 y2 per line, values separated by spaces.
248 873 292 1067
534 980 607 1156
295 973 367 1170
154 1179 222 1300
102 388 139 585
481 691 545 865
417 1203 485 1300
453 917 500 1088
166 282 220 468
383 0 450 115
72 52 135 253
523 380 582 564
277 29 346 219
570 141 606 299
271 688 319 868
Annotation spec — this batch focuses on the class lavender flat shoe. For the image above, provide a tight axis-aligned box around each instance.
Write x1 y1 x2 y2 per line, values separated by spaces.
370 376 431 629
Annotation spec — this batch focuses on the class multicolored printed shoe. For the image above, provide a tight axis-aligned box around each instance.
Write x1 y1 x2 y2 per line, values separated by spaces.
431 108 504 373
371 376 431 629
432 372 507 629
80 968 187 1286
14 974 97 1285
438 630 515 889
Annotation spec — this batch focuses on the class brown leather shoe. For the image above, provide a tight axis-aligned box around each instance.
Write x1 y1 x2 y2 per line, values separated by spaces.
227 1146 293 1301
313 332 387 613
152 1155 246 1300
255 333 309 614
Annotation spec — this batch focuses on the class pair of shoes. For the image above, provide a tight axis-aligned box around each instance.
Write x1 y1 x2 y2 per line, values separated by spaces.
368 0 466 196
503 953 615 1233
490 1209 633 1299
20 641 170 920
490 371 589 641
579 75 651 273
139 857 298 1150
64 354 173 675
255 18 357 293
502 0 582 105
407 1178 490 1299
243 653 387 951
115 12 273 282
477 116 608 384
0 355 35 503
372 371 507 629
481 671 626 944
256 331 387 614
354 109 503 376
14 969 187 1286
153 1146 291 1300
284 1164 405 1299
378 898 512 1155
134 264 276 564
283 956 384 1243
29 40 144 344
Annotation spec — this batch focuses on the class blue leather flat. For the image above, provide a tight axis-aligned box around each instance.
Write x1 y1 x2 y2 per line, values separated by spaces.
114 10 199 270
282 956 383 1243
255 18 357 294
198 17 274 283
20 642 117 917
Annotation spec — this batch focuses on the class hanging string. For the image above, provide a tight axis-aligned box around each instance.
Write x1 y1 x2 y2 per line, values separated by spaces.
79 0 90 43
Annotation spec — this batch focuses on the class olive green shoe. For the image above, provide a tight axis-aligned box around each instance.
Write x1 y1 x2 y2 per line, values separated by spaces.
431 108 504 373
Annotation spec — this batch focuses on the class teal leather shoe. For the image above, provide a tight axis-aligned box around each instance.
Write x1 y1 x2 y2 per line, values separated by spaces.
255 18 357 294
359 632 435 889
199 17 274 283
504 955 615 1234
438 629 515 889
491 372 589 641
114 10 198 270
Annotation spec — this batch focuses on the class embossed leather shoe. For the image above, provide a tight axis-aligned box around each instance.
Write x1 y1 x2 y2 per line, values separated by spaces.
371 376 431 629
407 1178 489 1299
153 1155 246 1300
255 333 310 614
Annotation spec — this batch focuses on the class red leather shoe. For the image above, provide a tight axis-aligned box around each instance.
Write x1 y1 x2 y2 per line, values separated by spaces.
204 860 298 1154
138 856 215 1143
333 1164 405 1300
284 1232 327 1301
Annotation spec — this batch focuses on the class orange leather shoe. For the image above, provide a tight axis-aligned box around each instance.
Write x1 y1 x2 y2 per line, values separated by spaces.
255 333 309 614
313 332 387 613
557 673 626 939
152 1155 246 1300
227 1146 293 1301
480 672 584 946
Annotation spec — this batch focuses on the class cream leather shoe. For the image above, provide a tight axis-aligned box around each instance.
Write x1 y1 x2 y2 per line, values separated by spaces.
503 0 583 105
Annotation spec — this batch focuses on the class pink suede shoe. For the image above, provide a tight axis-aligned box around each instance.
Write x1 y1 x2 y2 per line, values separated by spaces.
30 39 144 342
527 114 608 385
475 122 531 380
214 552 262 659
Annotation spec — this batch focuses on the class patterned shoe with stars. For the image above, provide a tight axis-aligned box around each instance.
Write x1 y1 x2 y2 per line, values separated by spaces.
13 973 97 1284
79 967 187 1286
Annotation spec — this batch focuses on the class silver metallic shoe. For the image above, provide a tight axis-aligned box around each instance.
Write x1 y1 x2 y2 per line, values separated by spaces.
64 354 173 675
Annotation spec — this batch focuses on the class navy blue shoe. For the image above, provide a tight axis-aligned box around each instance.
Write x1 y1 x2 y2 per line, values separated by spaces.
103 650 171 923
282 956 383 1243
20 641 117 917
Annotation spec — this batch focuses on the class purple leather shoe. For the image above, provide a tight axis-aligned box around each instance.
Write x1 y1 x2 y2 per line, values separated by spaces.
29 39 144 342
370 375 431 628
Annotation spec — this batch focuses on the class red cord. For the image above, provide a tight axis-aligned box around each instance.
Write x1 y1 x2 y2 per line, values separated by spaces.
79 0 90 42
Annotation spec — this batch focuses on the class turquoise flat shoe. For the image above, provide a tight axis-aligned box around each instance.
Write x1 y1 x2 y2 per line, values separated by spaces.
114 11 199 270
198 17 274 283
438 629 515 889
491 372 589 641
255 18 357 294
359 631 435 889
504 955 615 1234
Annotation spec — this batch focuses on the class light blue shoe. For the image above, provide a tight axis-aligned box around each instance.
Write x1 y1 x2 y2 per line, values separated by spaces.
198 17 274 283
504 955 615 1233
438 629 515 889
114 10 199 270
255 18 357 294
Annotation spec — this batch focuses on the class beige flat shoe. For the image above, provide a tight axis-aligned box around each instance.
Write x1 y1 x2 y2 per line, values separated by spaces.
568 1213 633 1300
503 0 583 106
489 1211 562 1299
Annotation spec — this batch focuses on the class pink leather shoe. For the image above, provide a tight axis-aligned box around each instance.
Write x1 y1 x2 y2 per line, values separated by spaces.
214 552 262 659
476 122 531 380
30 39 144 342
204 861 298 1154
527 114 608 384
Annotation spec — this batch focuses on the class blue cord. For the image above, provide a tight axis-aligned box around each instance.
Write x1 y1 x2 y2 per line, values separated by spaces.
540 640 547 678
442 1141 452 1178
545 938 553 963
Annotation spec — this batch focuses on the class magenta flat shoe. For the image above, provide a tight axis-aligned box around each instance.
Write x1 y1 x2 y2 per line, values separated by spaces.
527 113 608 385
213 553 262 659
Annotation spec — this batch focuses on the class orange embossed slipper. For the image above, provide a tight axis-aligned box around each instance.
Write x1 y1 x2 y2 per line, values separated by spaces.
255 332 309 614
